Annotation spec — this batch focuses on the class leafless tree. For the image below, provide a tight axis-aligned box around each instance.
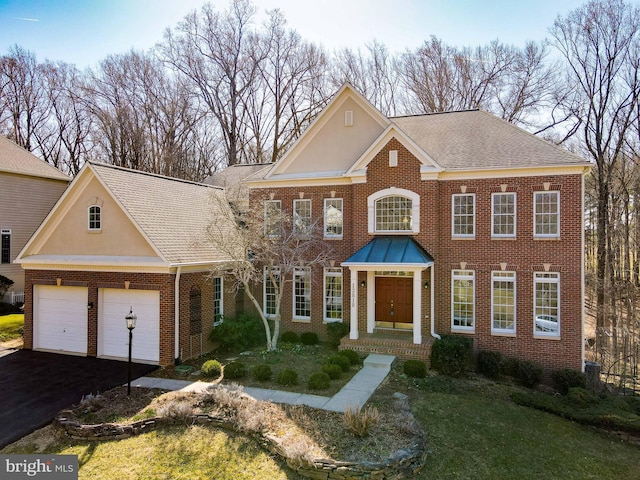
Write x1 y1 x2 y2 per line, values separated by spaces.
550 0 640 363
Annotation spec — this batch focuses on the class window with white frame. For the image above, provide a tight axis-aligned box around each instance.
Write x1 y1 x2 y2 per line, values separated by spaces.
263 267 280 318
452 270 475 330
293 199 312 235
1 229 10 264
534 272 559 336
324 198 343 238
375 196 413 232
264 200 281 237
88 205 101 231
293 267 311 320
534 191 559 237
492 271 516 333
452 194 475 237
213 277 224 326
324 267 343 322
492 193 516 237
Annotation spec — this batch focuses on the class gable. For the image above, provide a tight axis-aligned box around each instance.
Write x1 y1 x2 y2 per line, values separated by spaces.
267 84 389 178
21 171 158 259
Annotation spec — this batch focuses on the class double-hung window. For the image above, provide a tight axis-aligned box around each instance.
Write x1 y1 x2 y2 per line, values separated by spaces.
293 267 311 320
534 191 559 237
1 229 10 264
293 199 312 235
88 206 101 231
324 267 343 322
263 267 280 318
492 271 516 334
324 198 343 238
492 193 516 237
213 277 224 326
264 200 281 237
452 194 475 237
452 270 475 330
534 272 560 336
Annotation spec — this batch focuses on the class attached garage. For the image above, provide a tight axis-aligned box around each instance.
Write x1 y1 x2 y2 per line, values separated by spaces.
33 285 88 355
98 289 160 364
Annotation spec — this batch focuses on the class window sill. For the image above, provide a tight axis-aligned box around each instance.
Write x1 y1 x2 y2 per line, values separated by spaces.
491 236 516 240
534 334 561 341
293 317 311 323
323 319 343 324
451 328 475 335
323 236 344 241
491 331 516 337
88 229 102 234
533 236 560 241
452 236 475 240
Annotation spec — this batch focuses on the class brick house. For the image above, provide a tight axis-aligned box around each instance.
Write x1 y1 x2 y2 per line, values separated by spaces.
16 162 238 366
243 84 591 371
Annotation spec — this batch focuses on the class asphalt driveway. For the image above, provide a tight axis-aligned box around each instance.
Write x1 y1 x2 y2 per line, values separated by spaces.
0 350 157 448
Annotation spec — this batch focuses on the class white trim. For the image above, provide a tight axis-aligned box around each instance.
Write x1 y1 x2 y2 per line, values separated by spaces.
533 190 560 238
293 266 311 321
491 270 516 334
293 198 312 235
452 193 476 238
533 272 560 337
87 205 101 232
263 266 280 319
491 192 516 238
213 276 224 326
323 267 343 323
451 269 475 332
324 198 344 239
367 187 420 234
264 199 282 237
349 267 359 340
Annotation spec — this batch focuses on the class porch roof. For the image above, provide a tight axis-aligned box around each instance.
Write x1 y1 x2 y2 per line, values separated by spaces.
341 236 434 267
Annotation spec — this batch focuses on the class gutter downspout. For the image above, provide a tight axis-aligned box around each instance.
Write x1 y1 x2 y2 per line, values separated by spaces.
175 266 182 362
430 265 441 340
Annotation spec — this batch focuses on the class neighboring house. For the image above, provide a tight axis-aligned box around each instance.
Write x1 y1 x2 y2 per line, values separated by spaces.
16 162 237 366
0 136 70 304
242 83 591 371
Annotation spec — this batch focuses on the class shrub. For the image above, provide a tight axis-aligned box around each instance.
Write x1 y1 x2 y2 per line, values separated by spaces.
300 332 319 345
277 369 299 386
328 354 350 372
476 350 504 379
501 357 521 377
308 372 331 390
252 364 273 381
209 314 264 351
430 335 473 377
224 361 246 380
551 368 587 395
201 360 222 378
0 302 21 315
281 331 299 343
566 387 598 406
516 360 543 388
0 274 14 299
344 406 380 437
322 363 343 380
403 360 427 378
338 349 360 365
326 322 349 347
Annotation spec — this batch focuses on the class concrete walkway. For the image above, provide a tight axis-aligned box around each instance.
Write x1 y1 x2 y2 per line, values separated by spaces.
132 353 395 413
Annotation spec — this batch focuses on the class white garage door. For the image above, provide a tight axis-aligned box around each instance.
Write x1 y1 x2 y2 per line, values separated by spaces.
98 289 160 364
34 285 88 355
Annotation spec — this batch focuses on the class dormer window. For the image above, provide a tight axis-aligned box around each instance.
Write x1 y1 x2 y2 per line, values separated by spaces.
368 188 420 234
88 205 101 231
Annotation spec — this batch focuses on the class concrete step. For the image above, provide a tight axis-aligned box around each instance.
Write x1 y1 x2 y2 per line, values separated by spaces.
363 353 395 369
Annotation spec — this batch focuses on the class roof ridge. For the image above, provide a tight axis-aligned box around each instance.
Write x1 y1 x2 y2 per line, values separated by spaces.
390 109 480 119
88 161 223 189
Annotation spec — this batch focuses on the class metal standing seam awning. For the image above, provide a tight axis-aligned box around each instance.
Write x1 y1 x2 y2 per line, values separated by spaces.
341 236 434 268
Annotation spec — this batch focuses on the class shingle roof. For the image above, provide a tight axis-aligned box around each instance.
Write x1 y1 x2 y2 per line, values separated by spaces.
391 111 590 171
0 135 70 181
204 163 272 187
90 162 236 265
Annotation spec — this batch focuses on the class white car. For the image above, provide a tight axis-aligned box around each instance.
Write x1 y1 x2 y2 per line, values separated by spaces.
535 314 558 333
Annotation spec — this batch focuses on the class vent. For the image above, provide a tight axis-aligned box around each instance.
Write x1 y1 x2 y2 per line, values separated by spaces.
345 110 353 127
389 150 398 167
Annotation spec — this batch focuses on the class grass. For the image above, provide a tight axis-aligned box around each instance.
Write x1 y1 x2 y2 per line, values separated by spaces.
0 314 23 342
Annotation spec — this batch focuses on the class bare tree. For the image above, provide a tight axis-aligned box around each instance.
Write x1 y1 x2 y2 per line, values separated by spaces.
550 0 640 362
206 188 332 350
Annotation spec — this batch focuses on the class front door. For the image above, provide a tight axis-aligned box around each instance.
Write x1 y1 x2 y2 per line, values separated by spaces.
375 277 413 330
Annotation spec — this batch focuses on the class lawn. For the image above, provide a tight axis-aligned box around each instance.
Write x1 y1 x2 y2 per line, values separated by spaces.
0 314 23 342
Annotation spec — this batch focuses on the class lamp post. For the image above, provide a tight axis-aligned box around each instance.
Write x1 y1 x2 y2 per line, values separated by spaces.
125 307 137 396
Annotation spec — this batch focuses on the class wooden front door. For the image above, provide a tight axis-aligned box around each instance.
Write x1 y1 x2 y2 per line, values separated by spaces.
375 277 413 330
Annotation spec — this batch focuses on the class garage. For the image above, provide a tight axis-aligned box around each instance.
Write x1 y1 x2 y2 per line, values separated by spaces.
98 289 160 364
33 285 88 355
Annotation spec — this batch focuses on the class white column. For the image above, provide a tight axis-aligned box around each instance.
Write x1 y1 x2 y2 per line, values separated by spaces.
366 271 375 333
413 269 422 344
349 267 359 340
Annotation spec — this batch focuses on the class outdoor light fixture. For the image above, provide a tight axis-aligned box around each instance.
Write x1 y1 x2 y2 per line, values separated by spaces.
125 307 137 396
424 281 429 289
360 280 366 288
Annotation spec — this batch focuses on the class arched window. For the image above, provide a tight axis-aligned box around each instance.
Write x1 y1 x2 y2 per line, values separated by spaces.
189 286 202 335
368 188 420 234
88 205 101 231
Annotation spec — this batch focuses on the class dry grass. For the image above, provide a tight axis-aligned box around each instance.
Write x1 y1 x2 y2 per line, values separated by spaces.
343 406 380 437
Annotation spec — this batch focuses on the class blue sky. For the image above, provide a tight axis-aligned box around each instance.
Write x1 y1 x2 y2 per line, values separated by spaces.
0 0 592 69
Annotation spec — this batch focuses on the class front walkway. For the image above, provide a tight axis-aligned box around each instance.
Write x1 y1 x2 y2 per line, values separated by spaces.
132 353 395 413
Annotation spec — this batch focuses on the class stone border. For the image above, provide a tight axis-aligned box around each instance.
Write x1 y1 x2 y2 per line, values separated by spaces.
54 395 428 479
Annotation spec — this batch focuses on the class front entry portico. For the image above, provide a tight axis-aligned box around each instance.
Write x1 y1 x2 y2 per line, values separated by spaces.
342 237 435 345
